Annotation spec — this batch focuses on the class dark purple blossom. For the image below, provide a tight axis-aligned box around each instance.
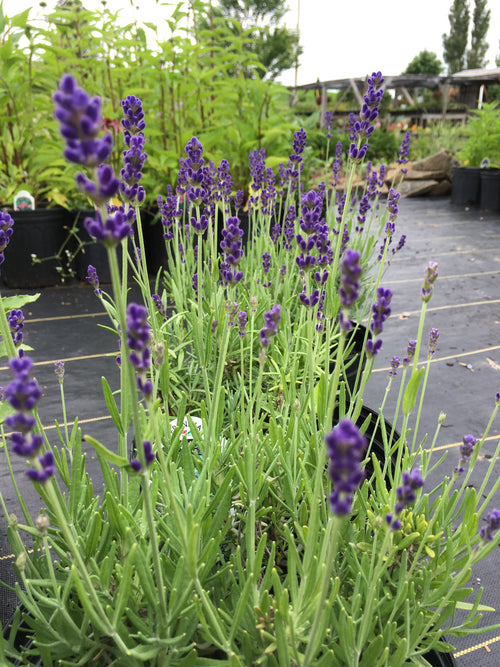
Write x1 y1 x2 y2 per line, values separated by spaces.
260 304 281 347
25 451 55 483
85 264 102 296
299 287 320 308
421 261 439 302
393 234 406 256
220 217 244 286
403 339 417 368
130 440 155 472
339 249 362 309
0 209 14 266
370 287 392 336
75 164 120 206
262 251 271 275
237 311 248 338
397 131 411 174
428 328 439 357
5 357 44 461
126 303 152 398
152 294 166 320
53 74 112 166
191 214 209 235
283 205 296 251
387 188 400 223
480 509 500 542
326 418 366 516
393 469 424 515
454 434 477 474
8 309 24 347
158 187 181 240
389 356 400 377
332 141 343 188
324 110 333 139
85 205 134 247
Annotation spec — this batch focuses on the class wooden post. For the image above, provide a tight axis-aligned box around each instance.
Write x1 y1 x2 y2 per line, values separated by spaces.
320 84 327 128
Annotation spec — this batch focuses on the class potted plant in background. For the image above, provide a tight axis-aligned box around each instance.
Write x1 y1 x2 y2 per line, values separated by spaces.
451 102 500 208
0 3 85 288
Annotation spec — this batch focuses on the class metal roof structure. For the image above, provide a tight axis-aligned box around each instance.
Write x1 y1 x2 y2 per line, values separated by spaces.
290 69 500 126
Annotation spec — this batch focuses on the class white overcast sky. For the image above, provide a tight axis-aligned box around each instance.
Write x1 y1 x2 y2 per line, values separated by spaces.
3 0 499 85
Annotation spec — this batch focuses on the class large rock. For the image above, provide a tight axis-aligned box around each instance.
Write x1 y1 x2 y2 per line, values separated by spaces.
385 149 457 197
411 148 456 180
397 179 439 198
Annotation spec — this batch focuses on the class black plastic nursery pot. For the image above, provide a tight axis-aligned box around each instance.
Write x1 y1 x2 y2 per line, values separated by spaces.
71 209 129 284
329 323 371 397
479 169 500 212
420 648 457 666
1 207 70 289
450 166 481 207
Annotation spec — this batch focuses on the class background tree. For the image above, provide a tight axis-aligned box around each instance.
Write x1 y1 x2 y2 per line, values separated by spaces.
213 0 302 79
403 50 443 75
442 0 470 73
466 0 490 69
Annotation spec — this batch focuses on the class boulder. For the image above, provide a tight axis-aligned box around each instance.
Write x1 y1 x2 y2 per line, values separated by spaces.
411 148 456 180
397 180 439 198
385 149 457 197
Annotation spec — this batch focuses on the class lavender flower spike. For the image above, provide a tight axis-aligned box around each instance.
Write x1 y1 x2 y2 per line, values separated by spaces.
387 469 425 530
260 305 281 347
480 509 500 542
126 303 153 399
53 74 112 167
326 419 366 516
421 261 439 302
0 209 14 268
454 434 477 475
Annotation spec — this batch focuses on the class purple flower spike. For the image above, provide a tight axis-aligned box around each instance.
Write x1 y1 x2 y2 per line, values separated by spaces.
85 265 102 296
152 294 167 321
259 304 281 347
394 470 424 514
428 328 439 357
75 164 120 206
326 418 366 516
454 434 477 474
121 95 146 135
25 451 55 483
120 96 147 205
397 131 411 173
403 339 417 367
339 249 362 309
53 74 112 167
421 261 439 302
220 217 244 286
370 287 392 336
480 509 500 542
8 309 24 348
84 206 134 248
0 209 14 267
143 440 155 466
54 360 65 384
126 303 153 399
389 356 400 377
325 110 333 139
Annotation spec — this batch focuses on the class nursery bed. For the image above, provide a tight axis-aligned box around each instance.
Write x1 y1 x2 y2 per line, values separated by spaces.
0 197 499 665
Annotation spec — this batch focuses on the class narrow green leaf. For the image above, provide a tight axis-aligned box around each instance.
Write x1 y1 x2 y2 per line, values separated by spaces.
101 376 124 435
402 368 425 416
84 434 129 468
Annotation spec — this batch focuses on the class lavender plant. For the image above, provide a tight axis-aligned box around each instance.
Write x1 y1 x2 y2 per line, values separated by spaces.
0 71 499 667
